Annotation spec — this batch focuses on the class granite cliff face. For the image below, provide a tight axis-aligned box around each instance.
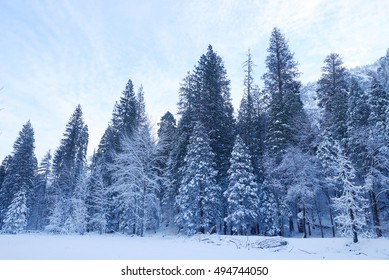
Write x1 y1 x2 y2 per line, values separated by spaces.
377 49 389 92
300 49 389 128
349 48 389 92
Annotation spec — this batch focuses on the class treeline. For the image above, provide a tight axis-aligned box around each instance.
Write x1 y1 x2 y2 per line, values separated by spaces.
1 28 388 243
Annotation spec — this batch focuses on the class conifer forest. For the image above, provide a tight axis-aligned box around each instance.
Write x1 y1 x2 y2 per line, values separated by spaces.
2 28 389 244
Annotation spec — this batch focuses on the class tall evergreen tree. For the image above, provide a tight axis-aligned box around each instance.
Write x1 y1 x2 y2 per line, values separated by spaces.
316 134 342 237
107 83 159 235
347 78 370 172
261 28 310 236
110 123 160 236
156 112 177 226
193 45 235 184
237 50 264 179
111 79 139 144
345 78 384 237
0 155 12 188
136 85 147 126
331 143 370 243
175 122 221 235
176 46 235 175
365 77 389 238
2 188 28 234
166 74 198 229
224 136 258 235
93 79 139 193
85 155 108 234
0 121 37 229
258 180 279 236
28 151 52 230
279 148 320 237
347 78 370 129
156 112 177 176
174 46 235 233
317 53 349 145
93 80 138 186
263 27 305 160
66 171 88 234
0 155 12 221
368 77 389 128
92 78 142 233
46 105 89 233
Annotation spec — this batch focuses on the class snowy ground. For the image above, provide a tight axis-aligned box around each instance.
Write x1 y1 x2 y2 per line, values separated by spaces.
0 233 388 260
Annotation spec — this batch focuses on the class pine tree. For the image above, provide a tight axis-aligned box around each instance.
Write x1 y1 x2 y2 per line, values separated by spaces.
111 79 138 144
28 151 52 230
237 50 264 179
345 78 384 238
258 180 279 236
224 136 258 235
2 188 28 234
332 145 370 243
92 79 143 233
0 121 37 229
263 28 305 160
173 46 235 233
156 112 177 190
136 85 147 126
156 112 177 226
93 79 138 189
316 134 341 237
0 155 12 224
347 78 370 128
368 77 389 129
261 28 310 236
167 73 199 229
279 148 320 237
317 53 349 144
317 134 370 242
110 122 160 236
347 78 370 172
66 172 88 234
192 47 235 164
180 49 234 168
46 105 89 233
85 156 108 233
0 155 12 188
175 122 220 235
266 88 289 157
365 77 389 238
196 45 235 184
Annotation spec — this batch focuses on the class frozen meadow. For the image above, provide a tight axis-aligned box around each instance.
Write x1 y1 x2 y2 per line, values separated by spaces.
0 233 388 260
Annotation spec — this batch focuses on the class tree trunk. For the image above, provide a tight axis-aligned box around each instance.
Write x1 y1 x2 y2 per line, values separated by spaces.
349 208 358 243
199 197 204 234
352 228 358 243
302 206 307 238
324 189 335 237
369 190 382 238
289 215 294 234
279 215 284 236
329 207 335 237
315 200 324 238
316 205 324 238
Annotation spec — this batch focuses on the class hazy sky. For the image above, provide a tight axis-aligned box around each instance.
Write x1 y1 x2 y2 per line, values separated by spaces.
1 0 389 161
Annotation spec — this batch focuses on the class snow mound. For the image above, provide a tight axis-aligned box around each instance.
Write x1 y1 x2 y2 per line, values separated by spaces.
196 234 287 250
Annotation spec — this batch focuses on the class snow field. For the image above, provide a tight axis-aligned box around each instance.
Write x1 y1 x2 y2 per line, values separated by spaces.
0 233 388 260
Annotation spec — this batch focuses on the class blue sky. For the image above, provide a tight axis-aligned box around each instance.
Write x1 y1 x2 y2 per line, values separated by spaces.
1 0 389 161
